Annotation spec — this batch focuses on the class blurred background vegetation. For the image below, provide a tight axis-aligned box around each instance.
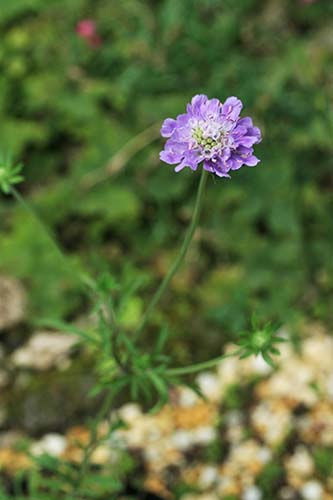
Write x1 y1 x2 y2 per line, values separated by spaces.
0 0 332 361
0 1 333 499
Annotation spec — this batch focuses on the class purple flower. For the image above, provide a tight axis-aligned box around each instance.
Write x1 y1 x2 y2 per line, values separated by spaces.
160 94 262 178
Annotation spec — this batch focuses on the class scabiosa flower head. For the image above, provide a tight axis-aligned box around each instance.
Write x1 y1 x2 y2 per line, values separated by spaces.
160 94 262 178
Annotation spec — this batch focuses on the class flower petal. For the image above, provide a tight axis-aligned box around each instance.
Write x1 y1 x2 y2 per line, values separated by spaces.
187 94 208 117
222 96 243 122
244 155 260 167
161 118 177 138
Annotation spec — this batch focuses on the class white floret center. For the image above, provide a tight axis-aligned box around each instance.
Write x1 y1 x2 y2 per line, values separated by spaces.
191 120 230 156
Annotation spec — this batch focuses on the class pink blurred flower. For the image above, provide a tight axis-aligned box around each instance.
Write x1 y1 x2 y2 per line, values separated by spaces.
76 19 101 48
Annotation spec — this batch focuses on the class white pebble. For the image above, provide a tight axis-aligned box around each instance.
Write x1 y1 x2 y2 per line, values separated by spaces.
11 332 77 370
301 480 323 500
171 430 193 451
118 403 142 424
31 433 67 457
196 372 221 401
251 354 273 375
178 386 199 407
242 485 263 500
193 426 216 444
198 465 219 488
286 446 314 477
257 446 272 464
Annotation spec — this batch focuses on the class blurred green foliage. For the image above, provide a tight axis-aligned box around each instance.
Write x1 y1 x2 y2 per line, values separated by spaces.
0 0 332 362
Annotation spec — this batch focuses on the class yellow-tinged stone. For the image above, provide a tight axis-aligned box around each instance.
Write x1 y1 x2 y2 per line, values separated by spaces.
144 475 172 499
0 449 32 472
66 425 91 446
171 402 217 430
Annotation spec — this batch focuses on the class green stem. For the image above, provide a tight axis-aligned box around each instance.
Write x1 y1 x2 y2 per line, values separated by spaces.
106 301 130 374
135 168 208 338
166 348 242 377
74 391 114 492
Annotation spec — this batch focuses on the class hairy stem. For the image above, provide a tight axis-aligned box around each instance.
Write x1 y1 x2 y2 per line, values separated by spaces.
135 168 208 339
166 348 242 376
74 391 114 493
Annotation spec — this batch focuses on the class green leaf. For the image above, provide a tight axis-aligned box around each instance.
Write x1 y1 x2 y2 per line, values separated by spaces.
154 324 170 354
35 318 100 346
262 351 276 368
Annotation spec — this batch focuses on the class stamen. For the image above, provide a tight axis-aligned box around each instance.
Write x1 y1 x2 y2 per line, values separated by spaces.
192 122 227 156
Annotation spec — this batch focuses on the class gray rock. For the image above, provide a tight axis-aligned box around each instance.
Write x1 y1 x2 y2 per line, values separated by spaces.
3 358 99 435
11 331 78 371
